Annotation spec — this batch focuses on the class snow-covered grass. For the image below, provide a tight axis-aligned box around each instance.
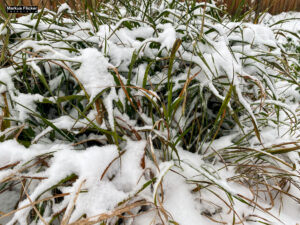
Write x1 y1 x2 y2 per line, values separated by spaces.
0 1 300 224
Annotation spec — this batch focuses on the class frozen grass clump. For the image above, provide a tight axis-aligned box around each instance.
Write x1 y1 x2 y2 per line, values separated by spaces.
0 1 300 224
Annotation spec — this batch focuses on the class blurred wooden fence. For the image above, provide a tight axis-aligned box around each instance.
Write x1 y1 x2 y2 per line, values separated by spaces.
188 0 300 14
1 0 300 15
222 0 300 15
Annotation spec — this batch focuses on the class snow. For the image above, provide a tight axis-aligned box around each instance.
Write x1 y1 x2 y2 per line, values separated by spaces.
162 172 210 225
0 67 15 94
75 48 114 101
4 143 121 224
157 23 177 51
13 93 44 122
0 140 33 169
57 3 71 15
112 140 147 192
0 1 300 225
0 139 150 224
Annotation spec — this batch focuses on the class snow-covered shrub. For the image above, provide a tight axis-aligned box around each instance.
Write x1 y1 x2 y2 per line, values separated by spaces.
0 1 299 224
